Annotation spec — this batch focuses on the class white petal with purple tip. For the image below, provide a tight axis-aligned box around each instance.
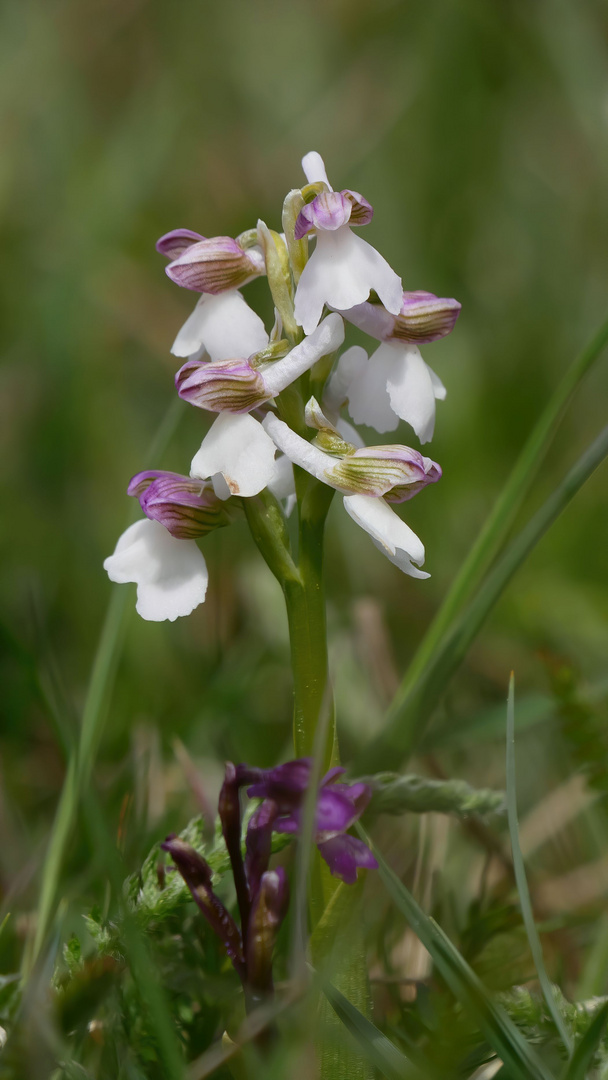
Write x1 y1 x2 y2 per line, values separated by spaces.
104 519 208 622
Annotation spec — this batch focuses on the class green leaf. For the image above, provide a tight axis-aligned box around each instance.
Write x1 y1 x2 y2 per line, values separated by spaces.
355 423 608 774
560 1001 608 1080
506 675 573 1053
362 828 556 1080
322 979 421 1080
362 772 505 818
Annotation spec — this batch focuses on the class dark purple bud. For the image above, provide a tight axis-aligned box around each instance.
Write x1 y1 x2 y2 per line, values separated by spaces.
219 763 251 947
390 291 461 344
156 229 206 259
245 868 289 997
127 470 233 539
317 835 378 885
245 799 279 903
244 759 313 804
161 835 245 977
165 237 265 294
175 358 267 414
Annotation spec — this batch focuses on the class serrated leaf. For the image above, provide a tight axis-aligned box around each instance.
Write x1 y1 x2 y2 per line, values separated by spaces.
560 1002 608 1080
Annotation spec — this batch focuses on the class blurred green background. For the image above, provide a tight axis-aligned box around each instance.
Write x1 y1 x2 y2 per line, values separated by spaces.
1 0 608 994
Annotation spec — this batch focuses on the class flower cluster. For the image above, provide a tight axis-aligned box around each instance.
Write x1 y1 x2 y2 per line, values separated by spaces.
104 152 460 620
162 758 375 1000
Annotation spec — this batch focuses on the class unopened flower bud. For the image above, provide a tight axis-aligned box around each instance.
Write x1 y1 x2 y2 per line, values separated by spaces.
161 835 245 977
165 236 265 294
245 868 289 996
175 357 267 413
127 470 234 538
256 220 298 341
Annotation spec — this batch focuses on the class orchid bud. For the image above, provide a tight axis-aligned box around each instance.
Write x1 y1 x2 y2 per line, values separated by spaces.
127 470 234 539
282 189 308 284
165 236 265 294
256 220 298 341
175 357 267 413
161 835 245 977
245 868 289 997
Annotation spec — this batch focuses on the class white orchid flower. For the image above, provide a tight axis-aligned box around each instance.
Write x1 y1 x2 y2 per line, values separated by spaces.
327 292 460 443
263 412 441 579
292 152 403 335
104 519 209 622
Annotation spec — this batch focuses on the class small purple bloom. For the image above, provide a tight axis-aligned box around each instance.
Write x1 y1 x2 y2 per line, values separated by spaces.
295 190 374 240
243 759 378 884
127 470 233 539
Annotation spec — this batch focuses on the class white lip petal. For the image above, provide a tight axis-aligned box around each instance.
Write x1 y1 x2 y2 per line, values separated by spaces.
384 343 437 444
335 417 365 448
262 313 344 397
104 518 208 621
427 363 447 401
190 413 277 497
301 151 332 190
342 493 428 577
171 290 268 361
294 228 402 334
346 346 399 434
323 345 368 416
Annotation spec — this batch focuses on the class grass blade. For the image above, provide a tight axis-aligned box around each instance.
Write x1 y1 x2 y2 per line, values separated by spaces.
362 827 556 1080
381 314 608 737
322 979 421 1080
354 423 608 774
506 674 573 1052
560 1001 608 1080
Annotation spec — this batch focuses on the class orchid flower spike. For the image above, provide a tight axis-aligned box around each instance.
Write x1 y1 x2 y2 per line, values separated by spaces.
263 410 440 579
103 471 234 621
175 312 344 413
326 292 461 443
293 151 403 335
239 758 378 885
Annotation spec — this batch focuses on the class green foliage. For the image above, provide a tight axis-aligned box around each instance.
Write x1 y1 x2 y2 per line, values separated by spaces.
363 773 505 819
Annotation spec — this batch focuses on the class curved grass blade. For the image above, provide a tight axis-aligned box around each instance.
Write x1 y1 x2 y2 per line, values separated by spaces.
383 313 608 736
355 423 608 774
27 397 183 976
361 827 556 1080
560 1001 608 1080
322 979 421 1080
506 675 572 1053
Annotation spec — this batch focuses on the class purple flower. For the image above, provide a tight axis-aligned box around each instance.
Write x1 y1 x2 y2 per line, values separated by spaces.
241 759 378 885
